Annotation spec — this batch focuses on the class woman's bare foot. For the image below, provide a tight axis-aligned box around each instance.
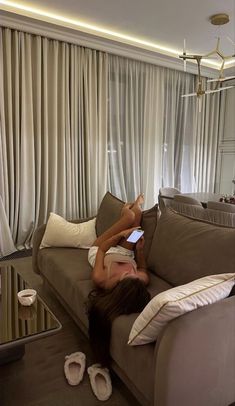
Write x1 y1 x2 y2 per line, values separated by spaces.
130 194 144 226
123 203 132 209
121 194 144 216
134 193 144 208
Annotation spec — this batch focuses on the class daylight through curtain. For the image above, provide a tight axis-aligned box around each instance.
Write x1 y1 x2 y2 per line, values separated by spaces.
107 56 165 208
108 59 223 204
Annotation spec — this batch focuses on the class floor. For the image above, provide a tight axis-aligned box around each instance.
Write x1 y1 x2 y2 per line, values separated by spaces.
0 257 140 406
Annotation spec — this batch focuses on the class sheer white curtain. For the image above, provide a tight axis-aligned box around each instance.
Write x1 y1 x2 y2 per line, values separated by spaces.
162 72 222 193
107 56 165 208
162 68 196 192
107 57 225 206
193 78 223 192
0 28 108 255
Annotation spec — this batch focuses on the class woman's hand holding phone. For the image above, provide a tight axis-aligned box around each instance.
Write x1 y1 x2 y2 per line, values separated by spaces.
135 236 145 250
117 227 138 240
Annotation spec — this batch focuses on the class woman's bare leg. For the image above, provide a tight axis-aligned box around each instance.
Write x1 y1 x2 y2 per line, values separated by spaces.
93 208 135 248
119 194 144 250
93 194 144 249
128 194 144 227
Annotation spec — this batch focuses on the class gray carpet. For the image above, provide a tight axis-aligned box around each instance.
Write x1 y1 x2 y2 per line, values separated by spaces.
0 257 140 406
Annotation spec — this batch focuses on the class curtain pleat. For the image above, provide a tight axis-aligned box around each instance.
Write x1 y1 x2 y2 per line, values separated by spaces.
108 56 166 207
0 28 108 253
194 78 221 192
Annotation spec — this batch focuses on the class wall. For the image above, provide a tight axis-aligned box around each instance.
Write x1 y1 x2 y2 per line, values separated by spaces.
215 90 235 195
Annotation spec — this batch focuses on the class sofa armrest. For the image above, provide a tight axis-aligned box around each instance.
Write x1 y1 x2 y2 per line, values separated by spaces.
32 224 46 274
154 296 235 406
32 216 95 275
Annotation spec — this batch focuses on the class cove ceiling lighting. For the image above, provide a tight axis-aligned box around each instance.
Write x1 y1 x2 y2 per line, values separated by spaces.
0 1 234 71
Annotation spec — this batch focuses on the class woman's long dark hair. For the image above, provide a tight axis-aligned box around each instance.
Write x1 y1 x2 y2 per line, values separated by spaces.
87 278 150 367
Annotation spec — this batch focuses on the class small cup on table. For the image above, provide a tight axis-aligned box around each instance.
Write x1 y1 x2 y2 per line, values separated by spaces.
17 289 37 306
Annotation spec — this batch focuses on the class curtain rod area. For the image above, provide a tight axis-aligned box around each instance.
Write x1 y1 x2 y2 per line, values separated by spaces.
0 9 218 77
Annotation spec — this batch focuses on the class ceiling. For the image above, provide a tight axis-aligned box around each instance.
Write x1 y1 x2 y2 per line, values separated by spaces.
0 0 235 73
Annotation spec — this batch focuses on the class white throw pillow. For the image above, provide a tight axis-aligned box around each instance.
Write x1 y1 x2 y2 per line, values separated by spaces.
128 273 235 346
40 213 97 249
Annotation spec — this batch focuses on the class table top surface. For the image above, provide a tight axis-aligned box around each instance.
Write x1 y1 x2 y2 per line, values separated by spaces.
0 266 61 349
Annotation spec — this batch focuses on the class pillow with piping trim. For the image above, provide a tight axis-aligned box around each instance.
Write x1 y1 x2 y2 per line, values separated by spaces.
128 273 235 346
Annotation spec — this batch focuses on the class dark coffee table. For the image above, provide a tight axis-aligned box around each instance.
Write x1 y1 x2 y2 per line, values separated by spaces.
0 266 62 364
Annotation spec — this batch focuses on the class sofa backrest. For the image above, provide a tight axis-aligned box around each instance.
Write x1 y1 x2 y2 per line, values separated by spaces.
171 199 235 228
205 208 235 227
96 192 125 236
141 204 160 262
148 208 235 286
170 200 205 218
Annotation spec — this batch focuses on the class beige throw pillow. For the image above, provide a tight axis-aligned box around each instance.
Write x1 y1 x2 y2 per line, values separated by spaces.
40 213 97 249
128 273 235 346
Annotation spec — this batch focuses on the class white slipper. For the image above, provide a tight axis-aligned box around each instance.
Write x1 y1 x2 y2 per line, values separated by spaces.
87 363 112 401
64 352 86 386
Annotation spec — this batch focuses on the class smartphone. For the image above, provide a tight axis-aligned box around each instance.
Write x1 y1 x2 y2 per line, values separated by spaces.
126 229 144 243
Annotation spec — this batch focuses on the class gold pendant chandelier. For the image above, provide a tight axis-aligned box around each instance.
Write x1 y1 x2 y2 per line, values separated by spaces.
179 13 235 100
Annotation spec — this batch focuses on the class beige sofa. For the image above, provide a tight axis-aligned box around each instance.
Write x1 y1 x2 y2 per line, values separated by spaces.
32 192 235 406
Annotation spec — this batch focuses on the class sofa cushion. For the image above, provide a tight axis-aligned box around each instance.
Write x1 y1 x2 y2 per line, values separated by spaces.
147 272 172 298
38 248 94 328
109 271 170 402
38 248 92 282
96 192 125 236
128 273 235 346
148 208 235 286
110 314 155 403
75 280 95 329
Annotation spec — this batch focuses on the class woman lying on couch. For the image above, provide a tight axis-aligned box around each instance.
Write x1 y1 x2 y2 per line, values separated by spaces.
87 194 151 367
88 193 149 289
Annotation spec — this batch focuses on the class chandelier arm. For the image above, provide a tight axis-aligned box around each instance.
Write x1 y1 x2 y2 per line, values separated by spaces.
198 97 202 113
179 55 199 60
197 59 202 81
220 60 225 72
219 60 225 78
181 93 197 98
206 85 235 94
224 54 235 60
203 48 218 58
212 60 226 90
217 50 225 59
207 76 235 83
196 57 203 95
